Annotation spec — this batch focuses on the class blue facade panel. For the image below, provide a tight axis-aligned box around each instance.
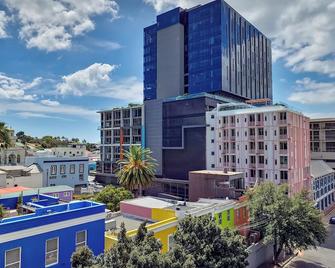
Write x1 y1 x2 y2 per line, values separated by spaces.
0 220 104 268
144 24 157 101
143 0 272 101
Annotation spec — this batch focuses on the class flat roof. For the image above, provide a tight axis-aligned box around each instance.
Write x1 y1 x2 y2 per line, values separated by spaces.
310 118 335 122
121 197 173 209
0 185 74 199
113 215 153 231
190 170 243 176
311 160 334 178
0 186 30 195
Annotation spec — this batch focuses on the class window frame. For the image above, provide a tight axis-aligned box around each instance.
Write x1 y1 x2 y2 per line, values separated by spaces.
50 165 57 175
60 165 66 175
45 237 59 267
5 247 21 268
70 164 75 174
76 230 87 250
79 164 84 174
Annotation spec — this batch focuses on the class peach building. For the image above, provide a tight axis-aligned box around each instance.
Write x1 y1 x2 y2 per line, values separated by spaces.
206 104 311 195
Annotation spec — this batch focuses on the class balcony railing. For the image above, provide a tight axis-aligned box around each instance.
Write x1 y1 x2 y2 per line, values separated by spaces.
280 163 288 169
258 163 265 168
258 135 264 140
279 119 287 125
280 134 288 139
249 149 256 154
279 149 288 154
257 149 264 154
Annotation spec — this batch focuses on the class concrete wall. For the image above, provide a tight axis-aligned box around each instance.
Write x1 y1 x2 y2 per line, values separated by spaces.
144 99 163 176
6 173 43 188
157 23 184 99
247 242 274 268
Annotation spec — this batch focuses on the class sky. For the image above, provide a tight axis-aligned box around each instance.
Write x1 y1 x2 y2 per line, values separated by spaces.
0 0 334 142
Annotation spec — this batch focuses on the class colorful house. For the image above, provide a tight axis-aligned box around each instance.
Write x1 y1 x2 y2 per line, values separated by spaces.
105 196 250 253
0 194 105 268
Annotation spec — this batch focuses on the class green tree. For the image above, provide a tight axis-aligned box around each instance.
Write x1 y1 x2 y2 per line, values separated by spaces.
173 215 248 268
95 185 133 211
247 182 327 264
0 205 5 219
71 246 95 268
0 122 11 148
164 244 196 268
116 146 157 195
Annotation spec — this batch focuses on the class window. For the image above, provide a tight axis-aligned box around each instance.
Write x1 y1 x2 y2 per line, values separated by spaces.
211 114 215 119
168 234 174 251
70 164 75 174
227 209 231 221
46 237 58 267
5 247 21 268
50 165 57 175
79 164 84 174
211 164 215 168
218 213 223 225
211 139 214 143
60 165 66 174
76 230 87 250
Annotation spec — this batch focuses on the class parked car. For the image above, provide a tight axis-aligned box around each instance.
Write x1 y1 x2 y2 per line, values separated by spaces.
329 216 335 224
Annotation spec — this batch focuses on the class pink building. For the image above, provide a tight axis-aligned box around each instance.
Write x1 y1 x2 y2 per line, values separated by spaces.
206 104 311 195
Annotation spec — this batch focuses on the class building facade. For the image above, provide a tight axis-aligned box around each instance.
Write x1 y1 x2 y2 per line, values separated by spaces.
144 0 272 102
97 105 143 184
0 197 105 268
51 144 87 158
0 164 43 188
25 156 89 190
310 118 335 169
310 160 335 213
207 104 311 195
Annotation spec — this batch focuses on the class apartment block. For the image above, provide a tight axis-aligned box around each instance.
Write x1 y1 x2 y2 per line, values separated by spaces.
311 160 335 213
207 104 311 195
310 118 335 169
0 194 105 268
144 0 272 101
97 105 143 184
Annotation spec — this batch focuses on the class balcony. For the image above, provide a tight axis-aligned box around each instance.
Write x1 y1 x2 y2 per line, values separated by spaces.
279 149 288 154
280 134 288 140
256 120 264 126
229 148 236 154
249 149 256 154
249 134 256 140
257 149 264 154
230 136 236 141
279 119 287 125
258 135 264 140
248 121 256 127
258 163 265 168
280 164 288 169
249 163 256 168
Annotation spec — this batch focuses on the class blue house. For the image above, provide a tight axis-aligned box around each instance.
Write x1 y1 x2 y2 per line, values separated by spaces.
0 194 105 268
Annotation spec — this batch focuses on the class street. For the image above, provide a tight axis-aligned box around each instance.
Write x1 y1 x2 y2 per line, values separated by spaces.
286 211 335 268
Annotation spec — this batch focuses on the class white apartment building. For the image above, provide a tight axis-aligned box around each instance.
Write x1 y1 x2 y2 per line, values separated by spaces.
97 105 143 183
51 144 87 157
310 160 335 212
0 164 43 188
206 104 311 195
310 118 335 169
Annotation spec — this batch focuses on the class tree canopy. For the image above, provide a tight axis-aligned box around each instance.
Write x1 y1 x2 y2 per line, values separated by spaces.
71 246 95 268
94 185 133 211
0 122 11 148
247 182 327 263
116 146 157 194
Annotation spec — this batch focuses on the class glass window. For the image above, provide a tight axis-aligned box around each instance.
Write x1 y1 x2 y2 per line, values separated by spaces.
46 238 58 267
50 165 57 175
60 165 66 174
76 230 87 250
79 164 84 174
5 247 21 268
70 164 75 174
227 209 231 221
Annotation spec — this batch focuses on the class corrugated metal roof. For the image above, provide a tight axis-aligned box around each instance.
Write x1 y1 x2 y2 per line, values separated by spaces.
310 160 334 178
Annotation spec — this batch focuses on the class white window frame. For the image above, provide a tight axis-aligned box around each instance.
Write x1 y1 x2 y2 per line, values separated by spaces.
60 165 66 174
50 165 57 175
79 164 84 174
70 164 75 174
45 237 59 267
76 230 87 250
5 247 21 268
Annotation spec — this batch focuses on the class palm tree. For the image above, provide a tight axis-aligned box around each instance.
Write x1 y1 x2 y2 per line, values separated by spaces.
0 122 11 149
116 146 157 195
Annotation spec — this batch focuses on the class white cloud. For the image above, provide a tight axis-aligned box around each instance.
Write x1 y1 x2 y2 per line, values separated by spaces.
91 40 122 50
144 0 335 77
4 0 119 51
0 73 41 100
0 100 98 121
56 63 143 102
288 77 335 104
0 10 10 38
16 111 72 121
40 99 60 106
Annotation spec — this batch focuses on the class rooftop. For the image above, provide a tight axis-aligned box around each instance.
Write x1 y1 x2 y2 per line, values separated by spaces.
0 186 30 195
113 215 154 231
310 118 335 122
311 160 334 178
121 197 173 209
189 170 243 176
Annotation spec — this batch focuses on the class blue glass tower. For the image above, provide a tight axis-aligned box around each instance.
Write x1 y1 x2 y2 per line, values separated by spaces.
143 0 272 101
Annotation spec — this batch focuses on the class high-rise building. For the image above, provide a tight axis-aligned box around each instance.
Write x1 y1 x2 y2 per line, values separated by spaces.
310 118 335 169
144 0 273 199
144 0 272 102
206 104 311 195
97 105 143 184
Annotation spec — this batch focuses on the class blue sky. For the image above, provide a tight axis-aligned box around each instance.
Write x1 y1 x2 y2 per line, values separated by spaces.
0 0 334 142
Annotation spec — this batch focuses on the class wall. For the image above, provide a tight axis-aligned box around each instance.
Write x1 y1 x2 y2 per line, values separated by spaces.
6 173 43 188
46 190 73 202
0 219 105 268
157 23 184 99
214 208 235 229
247 242 274 268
